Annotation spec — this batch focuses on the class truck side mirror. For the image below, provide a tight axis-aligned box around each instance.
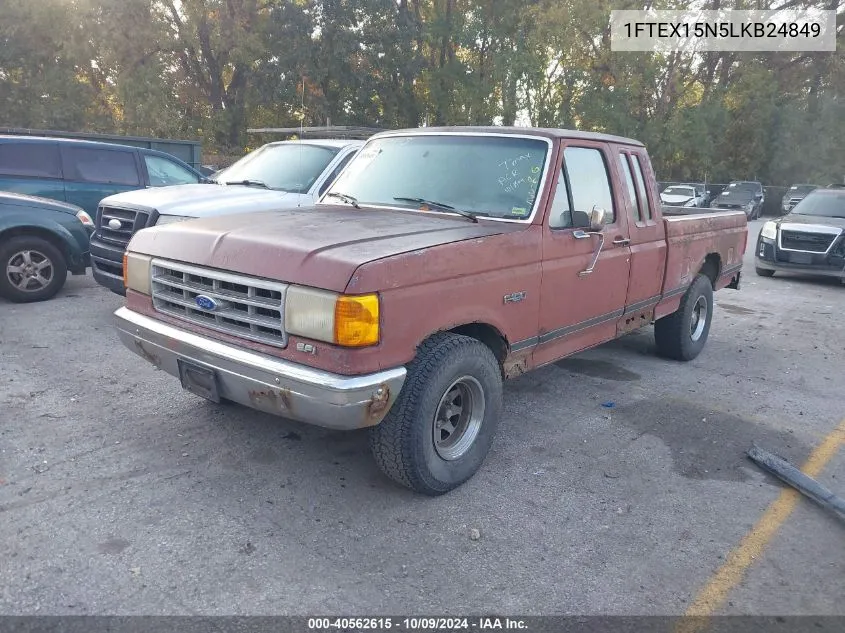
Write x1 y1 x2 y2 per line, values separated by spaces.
589 206 607 231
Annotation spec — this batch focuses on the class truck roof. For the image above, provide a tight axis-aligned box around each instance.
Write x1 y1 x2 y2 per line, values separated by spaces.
373 126 645 148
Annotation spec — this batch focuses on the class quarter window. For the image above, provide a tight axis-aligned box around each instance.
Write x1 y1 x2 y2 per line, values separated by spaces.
630 155 652 221
618 154 642 222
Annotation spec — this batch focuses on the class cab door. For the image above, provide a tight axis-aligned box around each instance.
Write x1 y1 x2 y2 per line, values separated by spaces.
616 149 666 331
535 143 632 367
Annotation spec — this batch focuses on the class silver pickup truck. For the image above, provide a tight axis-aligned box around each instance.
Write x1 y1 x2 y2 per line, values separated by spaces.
89 138 363 294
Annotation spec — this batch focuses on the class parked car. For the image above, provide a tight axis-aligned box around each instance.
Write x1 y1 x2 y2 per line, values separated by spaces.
755 187 845 281
660 184 708 208
0 192 92 303
0 135 204 218
113 126 747 495
89 138 364 295
712 181 765 219
781 184 818 212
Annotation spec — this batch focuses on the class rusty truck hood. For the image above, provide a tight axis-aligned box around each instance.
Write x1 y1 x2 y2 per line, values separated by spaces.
127 205 516 292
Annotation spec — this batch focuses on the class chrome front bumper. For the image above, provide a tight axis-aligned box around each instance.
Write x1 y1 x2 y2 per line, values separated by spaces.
114 307 407 430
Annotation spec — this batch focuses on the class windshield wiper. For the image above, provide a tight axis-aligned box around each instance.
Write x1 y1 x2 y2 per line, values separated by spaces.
325 192 361 209
223 179 270 189
393 197 480 223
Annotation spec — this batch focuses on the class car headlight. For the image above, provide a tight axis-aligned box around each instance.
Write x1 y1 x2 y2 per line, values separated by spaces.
285 286 379 347
760 221 777 240
76 210 94 227
155 214 191 226
123 252 152 294
683 199 695 207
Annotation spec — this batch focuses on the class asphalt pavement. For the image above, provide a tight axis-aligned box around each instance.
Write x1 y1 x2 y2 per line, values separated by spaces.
1 218 844 616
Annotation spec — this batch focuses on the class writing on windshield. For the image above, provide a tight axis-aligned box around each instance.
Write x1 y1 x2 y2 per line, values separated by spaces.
325 134 549 220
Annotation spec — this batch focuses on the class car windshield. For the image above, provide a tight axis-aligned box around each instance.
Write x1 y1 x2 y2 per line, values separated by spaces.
790 191 845 218
213 143 340 192
663 187 695 197
788 185 816 195
727 182 759 192
323 134 550 220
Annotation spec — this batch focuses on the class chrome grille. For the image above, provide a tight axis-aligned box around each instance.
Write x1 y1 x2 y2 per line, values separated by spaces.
96 206 150 248
150 259 288 347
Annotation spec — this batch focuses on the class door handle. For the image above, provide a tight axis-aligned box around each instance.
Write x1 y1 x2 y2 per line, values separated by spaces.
612 236 631 246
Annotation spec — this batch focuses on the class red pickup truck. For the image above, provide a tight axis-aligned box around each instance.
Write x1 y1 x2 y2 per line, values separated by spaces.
114 127 747 495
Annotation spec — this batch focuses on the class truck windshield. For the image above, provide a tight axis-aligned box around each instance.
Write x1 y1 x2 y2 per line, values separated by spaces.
790 191 845 218
324 134 549 220
214 143 340 193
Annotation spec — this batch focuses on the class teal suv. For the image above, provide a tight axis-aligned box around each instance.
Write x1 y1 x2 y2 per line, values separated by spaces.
0 135 203 217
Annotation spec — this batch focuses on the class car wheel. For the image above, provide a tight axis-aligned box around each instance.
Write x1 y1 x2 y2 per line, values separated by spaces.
369 332 503 495
0 236 68 303
755 267 775 278
654 273 714 362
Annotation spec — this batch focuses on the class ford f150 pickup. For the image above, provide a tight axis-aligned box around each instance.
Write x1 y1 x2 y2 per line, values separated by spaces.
113 127 747 495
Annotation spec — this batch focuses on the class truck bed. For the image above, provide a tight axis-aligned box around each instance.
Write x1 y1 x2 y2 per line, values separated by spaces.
661 208 747 302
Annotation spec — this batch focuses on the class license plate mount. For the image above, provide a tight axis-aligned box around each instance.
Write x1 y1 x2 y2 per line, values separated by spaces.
789 252 813 265
177 359 220 403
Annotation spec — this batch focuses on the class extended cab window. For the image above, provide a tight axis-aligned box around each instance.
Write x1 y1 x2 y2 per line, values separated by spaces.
618 154 642 222
145 155 200 186
630 155 652 221
0 142 62 178
64 147 140 186
326 134 549 220
551 146 614 228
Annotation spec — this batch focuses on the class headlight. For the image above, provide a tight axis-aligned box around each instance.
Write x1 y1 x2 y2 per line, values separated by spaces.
760 221 777 240
285 286 379 347
683 199 695 207
123 252 152 294
76 210 94 227
155 214 191 226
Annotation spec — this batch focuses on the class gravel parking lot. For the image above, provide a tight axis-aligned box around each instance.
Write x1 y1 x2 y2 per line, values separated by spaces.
1 218 844 616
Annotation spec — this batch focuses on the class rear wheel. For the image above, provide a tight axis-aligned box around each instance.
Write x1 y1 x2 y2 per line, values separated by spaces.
0 236 68 303
654 274 714 361
755 267 775 278
369 332 503 495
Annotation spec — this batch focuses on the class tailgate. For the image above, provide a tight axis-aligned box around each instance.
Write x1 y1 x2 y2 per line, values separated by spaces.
662 210 747 295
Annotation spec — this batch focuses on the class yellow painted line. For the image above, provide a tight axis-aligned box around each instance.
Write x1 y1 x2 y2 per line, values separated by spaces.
676 418 845 633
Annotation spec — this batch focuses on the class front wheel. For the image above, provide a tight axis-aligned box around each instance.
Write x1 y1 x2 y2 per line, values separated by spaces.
0 236 68 303
369 332 503 495
654 273 714 361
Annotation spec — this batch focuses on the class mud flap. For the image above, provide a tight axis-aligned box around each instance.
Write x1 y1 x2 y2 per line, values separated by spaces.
727 271 741 290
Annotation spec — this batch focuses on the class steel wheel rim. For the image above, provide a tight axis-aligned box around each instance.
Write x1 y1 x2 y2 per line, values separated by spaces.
690 295 708 342
6 250 53 292
432 376 485 461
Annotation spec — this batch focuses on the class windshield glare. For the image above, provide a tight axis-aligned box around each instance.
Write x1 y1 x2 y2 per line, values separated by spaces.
324 135 549 220
215 143 340 192
790 191 845 218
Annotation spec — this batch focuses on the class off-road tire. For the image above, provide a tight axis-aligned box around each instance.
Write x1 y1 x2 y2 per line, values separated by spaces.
0 236 68 303
369 332 503 495
654 273 714 361
755 267 775 278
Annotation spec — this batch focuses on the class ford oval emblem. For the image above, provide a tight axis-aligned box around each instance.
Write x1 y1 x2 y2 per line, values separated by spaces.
195 295 219 311
107 218 122 230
